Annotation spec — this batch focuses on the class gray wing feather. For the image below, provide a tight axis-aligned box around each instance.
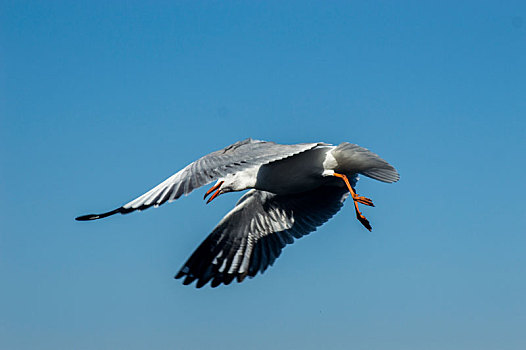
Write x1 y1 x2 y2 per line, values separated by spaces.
76 139 320 220
331 142 400 183
175 186 350 288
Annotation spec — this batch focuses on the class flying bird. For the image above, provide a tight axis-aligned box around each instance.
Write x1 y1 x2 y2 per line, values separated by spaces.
76 139 399 288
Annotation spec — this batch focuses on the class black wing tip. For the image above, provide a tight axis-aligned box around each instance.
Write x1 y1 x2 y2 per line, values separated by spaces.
175 270 249 288
75 208 125 221
75 214 101 221
174 272 208 288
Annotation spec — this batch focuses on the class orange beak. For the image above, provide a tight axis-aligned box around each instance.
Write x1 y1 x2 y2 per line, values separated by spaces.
204 181 224 204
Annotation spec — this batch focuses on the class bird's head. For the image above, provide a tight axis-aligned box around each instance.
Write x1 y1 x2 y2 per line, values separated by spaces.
203 174 248 204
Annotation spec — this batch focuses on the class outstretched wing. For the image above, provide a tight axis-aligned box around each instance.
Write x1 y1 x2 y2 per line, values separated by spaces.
175 186 350 288
76 139 320 221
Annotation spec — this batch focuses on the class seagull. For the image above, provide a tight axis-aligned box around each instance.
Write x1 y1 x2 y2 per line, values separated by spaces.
76 138 399 288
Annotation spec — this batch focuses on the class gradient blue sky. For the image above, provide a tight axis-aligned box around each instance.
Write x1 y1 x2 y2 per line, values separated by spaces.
1 1 525 349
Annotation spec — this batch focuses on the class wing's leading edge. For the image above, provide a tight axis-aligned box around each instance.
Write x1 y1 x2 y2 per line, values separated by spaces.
75 139 320 221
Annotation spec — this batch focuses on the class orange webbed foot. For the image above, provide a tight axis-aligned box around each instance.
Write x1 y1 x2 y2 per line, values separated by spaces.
356 212 372 231
353 195 374 207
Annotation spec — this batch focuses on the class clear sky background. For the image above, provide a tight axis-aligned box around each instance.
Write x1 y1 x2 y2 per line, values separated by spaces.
1 1 525 349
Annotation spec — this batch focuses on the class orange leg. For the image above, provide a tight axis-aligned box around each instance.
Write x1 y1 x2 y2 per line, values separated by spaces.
332 172 373 231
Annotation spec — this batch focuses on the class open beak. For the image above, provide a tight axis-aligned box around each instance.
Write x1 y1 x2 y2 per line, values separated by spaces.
204 181 224 204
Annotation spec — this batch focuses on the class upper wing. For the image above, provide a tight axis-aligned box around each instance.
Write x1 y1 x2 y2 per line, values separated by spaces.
76 138 320 220
175 186 350 288
331 142 400 183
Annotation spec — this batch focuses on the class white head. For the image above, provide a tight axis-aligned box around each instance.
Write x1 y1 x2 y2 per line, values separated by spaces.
203 172 255 203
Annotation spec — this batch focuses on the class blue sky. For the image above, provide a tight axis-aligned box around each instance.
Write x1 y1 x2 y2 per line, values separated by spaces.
1 1 525 349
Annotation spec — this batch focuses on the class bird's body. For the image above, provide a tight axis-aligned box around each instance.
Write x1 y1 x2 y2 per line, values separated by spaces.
255 145 338 194
76 139 399 288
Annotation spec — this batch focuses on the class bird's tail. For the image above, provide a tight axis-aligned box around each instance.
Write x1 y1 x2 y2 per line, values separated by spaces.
331 142 400 183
